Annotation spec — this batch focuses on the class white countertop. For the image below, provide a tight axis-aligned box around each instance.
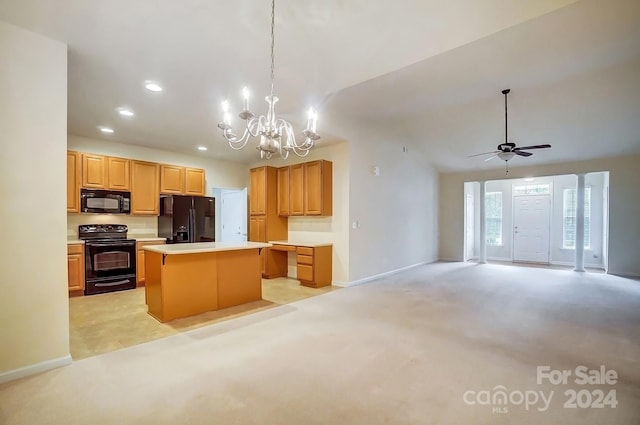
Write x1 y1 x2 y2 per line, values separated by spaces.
134 237 166 242
268 240 333 248
67 240 84 245
143 241 272 255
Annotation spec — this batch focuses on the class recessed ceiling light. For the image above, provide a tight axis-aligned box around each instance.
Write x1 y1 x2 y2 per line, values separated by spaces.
197 146 208 151
117 107 134 117
98 126 114 134
145 81 163 92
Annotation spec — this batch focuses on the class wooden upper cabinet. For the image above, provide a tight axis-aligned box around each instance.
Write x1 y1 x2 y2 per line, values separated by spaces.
160 165 205 196
67 151 81 213
81 153 129 191
131 160 160 215
82 153 107 188
290 163 304 216
185 168 205 196
160 165 184 194
304 160 332 216
249 167 267 215
107 157 130 191
277 166 290 216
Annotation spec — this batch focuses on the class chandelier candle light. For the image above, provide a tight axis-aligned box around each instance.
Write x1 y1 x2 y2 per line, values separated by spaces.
217 0 320 159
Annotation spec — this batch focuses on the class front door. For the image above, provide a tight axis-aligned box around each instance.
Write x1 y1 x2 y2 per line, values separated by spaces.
513 195 550 263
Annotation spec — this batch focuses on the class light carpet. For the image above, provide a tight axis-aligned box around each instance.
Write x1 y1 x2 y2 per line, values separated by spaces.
1 262 639 424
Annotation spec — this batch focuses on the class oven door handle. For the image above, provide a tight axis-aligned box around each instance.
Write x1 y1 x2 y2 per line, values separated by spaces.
94 279 131 287
87 242 135 248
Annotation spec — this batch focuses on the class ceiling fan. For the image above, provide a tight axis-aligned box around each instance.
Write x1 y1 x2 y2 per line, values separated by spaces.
470 89 551 174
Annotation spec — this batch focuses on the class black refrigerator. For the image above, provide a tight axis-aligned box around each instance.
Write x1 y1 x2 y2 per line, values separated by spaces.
158 195 215 243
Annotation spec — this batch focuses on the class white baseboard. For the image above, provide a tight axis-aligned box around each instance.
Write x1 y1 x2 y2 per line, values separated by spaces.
488 256 513 262
438 258 461 262
550 261 604 269
338 261 431 288
607 271 640 279
0 354 72 385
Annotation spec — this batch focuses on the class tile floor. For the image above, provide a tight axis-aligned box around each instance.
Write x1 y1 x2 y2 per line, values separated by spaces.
69 277 336 360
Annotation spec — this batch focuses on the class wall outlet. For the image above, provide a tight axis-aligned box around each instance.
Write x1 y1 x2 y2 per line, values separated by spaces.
372 166 380 176
352 220 360 229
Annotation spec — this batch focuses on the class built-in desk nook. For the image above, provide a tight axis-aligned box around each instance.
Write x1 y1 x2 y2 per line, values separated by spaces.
268 241 333 288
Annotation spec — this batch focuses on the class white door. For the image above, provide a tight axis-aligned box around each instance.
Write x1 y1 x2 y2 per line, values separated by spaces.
465 194 475 260
220 188 247 242
513 195 550 263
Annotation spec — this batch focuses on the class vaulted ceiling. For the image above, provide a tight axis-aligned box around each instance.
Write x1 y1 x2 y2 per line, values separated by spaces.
1 0 639 169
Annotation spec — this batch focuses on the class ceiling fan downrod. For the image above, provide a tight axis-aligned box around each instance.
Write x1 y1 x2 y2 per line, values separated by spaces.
502 88 510 146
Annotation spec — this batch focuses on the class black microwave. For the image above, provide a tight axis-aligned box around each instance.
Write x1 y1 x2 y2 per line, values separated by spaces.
80 189 131 214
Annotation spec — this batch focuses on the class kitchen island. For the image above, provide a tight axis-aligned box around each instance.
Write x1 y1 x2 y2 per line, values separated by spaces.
143 242 271 322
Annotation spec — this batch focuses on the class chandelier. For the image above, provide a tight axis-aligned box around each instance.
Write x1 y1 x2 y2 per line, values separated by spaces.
217 0 320 159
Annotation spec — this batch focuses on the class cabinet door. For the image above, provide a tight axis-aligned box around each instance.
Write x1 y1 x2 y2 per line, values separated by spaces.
82 153 106 188
160 165 184 194
304 160 332 216
249 167 266 215
67 245 84 293
137 248 145 285
249 215 266 242
277 166 290 216
184 168 205 196
131 160 160 215
290 163 304 216
67 151 81 212
107 157 130 191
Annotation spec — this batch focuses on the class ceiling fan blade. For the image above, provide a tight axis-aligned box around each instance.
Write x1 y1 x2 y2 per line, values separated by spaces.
468 150 500 157
514 144 551 151
515 151 532 157
484 155 498 162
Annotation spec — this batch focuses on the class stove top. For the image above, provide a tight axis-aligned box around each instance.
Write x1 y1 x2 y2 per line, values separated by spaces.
79 224 130 241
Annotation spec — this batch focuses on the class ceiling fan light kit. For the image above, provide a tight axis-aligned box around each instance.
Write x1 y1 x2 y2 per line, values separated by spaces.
217 0 320 160
470 88 551 174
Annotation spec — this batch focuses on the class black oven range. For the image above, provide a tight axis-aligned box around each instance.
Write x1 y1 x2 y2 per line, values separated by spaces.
79 224 137 295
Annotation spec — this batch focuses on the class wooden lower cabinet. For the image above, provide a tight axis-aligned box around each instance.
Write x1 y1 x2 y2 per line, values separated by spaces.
295 245 332 288
67 244 85 295
136 240 166 286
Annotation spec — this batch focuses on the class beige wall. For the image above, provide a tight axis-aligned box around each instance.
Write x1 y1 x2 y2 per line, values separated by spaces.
67 135 250 238
439 154 640 277
0 21 69 378
251 143 350 284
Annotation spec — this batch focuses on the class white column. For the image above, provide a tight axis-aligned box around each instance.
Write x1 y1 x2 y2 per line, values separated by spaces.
574 173 586 272
479 181 487 264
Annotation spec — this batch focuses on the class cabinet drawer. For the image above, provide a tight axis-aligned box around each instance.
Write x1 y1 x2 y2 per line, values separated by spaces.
67 244 83 255
297 254 313 265
271 244 295 252
296 246 314 256
297 264 314 282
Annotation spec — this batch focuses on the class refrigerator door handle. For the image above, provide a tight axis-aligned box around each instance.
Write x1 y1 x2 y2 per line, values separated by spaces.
189 208 196 243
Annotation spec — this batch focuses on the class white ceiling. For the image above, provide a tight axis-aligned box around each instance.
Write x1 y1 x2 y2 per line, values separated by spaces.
1 0 639 169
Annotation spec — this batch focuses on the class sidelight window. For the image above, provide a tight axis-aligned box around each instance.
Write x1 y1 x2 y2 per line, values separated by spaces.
485 192 502 246
563 188 591 249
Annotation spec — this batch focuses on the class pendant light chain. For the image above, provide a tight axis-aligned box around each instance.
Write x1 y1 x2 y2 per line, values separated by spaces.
269 0 275 98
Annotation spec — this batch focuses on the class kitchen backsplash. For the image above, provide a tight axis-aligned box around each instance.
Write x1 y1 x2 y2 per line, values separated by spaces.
67 214 158 239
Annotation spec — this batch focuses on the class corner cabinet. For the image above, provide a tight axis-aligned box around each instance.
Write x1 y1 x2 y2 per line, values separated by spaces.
131 160 160 215
67 151 81 212
68 244 85 294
